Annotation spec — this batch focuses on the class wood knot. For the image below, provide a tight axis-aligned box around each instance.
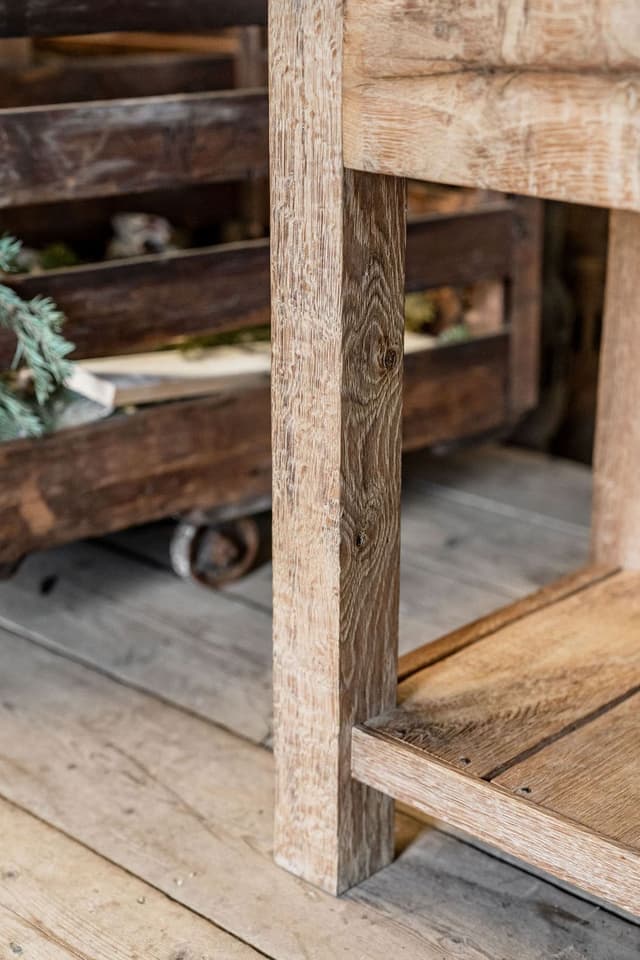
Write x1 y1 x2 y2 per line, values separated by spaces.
382 348 398 370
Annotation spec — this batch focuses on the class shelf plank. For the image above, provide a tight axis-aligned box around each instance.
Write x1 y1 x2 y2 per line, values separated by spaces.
496 692 640 850
373 570 640 779
355 570 640 915
352 725 640 917
397 564 614 681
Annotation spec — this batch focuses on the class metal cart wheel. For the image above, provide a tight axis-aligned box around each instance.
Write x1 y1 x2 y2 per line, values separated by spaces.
170 515 262 588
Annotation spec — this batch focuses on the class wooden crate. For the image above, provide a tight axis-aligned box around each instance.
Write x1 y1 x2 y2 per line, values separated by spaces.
0 8 541 569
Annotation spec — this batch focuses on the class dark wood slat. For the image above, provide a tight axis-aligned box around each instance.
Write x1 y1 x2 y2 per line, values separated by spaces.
403 333 509 451
0 1 267 38
1 240 271 363
0 89 268 207
0 337 509 564
0 52 236 107
0 209 513 364
0 181 241 248
405 204 513 291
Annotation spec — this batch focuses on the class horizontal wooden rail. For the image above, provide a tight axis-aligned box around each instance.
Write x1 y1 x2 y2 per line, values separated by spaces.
0 334 509 564
344 0 640 74
0 89 268 207
1 240 272 363
0 52 236 107
0 1 267 38
405 203 512 291
0 206 513 364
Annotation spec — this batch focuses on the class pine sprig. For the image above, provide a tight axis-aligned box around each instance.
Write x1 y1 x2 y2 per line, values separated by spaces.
0 235 22 273
0 388 44 441
0 235 75 440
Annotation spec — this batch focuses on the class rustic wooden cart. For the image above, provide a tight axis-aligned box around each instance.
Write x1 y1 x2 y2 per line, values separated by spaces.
270 0 639 917
0 3 539 579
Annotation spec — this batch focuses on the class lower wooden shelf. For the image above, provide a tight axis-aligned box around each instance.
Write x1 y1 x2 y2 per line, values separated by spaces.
353 566 640 916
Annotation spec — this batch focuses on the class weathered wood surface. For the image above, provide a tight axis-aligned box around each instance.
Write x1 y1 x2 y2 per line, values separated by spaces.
402 333 508 451
404 203 513 291
271 163 406 892
344 0 640 74
0 446 590 754
0 341 513 566
592 210 640 568
1 240 272 363
0 90 268 207
509 197 543 416
107 444 590 639
0 209 513 365
0 383 271 564
398 564 612 681
352 726 640 917
0 0 267 37
270 0 412 894
0 52 236 107
344 40 640 209
0 625 637 956
373 571 640 779
407 443 592 527
0 799 261 959
0 540 273 743
497 693 640 849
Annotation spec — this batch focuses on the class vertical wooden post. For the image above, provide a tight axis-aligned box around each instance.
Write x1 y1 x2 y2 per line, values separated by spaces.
270 0 406 894
509 197 543 420
592 210 640 569
235 26 268 239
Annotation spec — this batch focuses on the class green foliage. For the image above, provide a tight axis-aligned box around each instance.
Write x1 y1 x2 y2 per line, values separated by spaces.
0 236 75 441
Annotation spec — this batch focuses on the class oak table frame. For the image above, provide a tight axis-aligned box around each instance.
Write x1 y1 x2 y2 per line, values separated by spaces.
269 0 640 914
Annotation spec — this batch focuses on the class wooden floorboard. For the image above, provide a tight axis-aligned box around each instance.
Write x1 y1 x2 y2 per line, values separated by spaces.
0 626 637 957
0 799 261 959
0 540 272 744
0 446 637 954
0 446 590 750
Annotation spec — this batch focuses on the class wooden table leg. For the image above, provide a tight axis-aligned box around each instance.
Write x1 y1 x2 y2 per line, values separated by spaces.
592 210 640 569
270 0 407 895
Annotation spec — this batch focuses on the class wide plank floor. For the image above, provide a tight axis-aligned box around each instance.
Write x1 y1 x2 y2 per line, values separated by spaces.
1 444 638 957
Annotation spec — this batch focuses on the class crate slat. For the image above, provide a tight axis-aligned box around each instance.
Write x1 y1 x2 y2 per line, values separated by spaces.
0 53 236 107
0 207 513 363
0 334 509 563
0 89 268 207
0 1 267 38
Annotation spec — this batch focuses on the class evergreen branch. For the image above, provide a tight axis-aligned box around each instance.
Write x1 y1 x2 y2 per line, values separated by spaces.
0 383 44 441
0 235 75 440
0 234 22 273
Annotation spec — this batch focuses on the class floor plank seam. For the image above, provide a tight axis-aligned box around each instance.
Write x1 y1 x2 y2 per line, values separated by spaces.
0 794 278 960
0 614 270 754
483 681 640 783
414 481 590 538
93 536 274 618
398 567 618 683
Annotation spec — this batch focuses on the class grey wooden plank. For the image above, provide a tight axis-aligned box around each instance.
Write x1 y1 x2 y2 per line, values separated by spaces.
0 541 272 743
0 628 635 958
406 444 592 528
0 799 261 960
